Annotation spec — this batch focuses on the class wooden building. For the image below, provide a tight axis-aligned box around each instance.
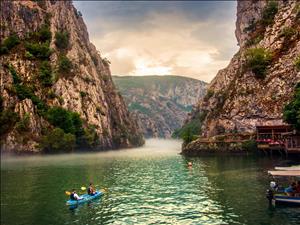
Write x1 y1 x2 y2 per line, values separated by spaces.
282 131 300 153
256 125 300 155
256 125 292 141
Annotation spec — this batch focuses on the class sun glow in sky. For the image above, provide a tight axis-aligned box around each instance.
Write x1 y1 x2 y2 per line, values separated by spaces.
74 1 238 82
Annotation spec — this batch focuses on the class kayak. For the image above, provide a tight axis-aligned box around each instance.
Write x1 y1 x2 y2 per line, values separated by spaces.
66 191 102 206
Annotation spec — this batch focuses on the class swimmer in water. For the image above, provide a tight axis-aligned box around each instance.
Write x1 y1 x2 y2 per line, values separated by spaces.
188 162 192 167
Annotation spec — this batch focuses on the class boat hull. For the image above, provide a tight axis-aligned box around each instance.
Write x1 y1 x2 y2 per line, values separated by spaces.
66 191 102 206
274 195 300 206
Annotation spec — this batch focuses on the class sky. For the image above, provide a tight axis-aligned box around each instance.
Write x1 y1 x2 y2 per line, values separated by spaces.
74 1 238 82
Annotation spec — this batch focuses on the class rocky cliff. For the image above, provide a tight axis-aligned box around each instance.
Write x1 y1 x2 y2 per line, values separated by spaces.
113 76 207 138
184 0 300 140
0 0 144 153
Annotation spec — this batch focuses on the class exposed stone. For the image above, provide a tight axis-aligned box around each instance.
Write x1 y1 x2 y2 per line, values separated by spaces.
183 0 300 152
0 0 144 153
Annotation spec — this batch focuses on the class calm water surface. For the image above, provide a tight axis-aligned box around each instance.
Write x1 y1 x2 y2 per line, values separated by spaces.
1 139 300 225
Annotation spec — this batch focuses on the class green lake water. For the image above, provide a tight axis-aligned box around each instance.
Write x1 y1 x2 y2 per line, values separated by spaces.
1 139 300 225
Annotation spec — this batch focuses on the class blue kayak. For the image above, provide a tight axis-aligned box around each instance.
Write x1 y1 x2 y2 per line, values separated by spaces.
66 191 102 206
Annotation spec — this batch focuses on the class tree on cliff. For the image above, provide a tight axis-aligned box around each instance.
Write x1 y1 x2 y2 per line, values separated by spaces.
283 83 300 130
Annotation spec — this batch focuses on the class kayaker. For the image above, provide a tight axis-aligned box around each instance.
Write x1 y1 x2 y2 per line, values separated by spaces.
70 189 83 200
284 182 296 196
87 183 96 195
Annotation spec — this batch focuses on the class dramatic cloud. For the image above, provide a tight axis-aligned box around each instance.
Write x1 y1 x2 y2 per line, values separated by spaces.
74 1 238 82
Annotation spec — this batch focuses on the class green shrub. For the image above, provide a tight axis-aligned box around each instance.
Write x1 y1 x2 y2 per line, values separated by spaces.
181 127 198 144
39 61 53 86
58 96 64 105
16 113 30 132
25 42 52 59
279 27 297 39
294 56 300 71
244 35 263 47
283 83 300 130
8 66 48 113
129 134 144 146
245 48 273 79
58 55 72 73
0 34 20 54
28 24 52 43
46 106 83 135
30 95 47 113
8 64 21 84
172 112 207 142
25 51 34 59
204 89 214 101
241 139 257 151
80 91 87 98
38 24 52 42
55 31 69 49
0 109 19 136
40 128 76 152
261 1 278 26
83 125 99 148
0 46 8 55
128 102 150 115
47 90 57 99
14 84 33 100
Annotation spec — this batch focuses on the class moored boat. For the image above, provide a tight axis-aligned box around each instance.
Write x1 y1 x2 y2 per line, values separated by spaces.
274 166 300 171
273 194 300 206
266 169 300 206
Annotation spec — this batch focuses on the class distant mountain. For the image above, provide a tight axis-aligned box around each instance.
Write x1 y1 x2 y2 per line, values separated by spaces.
113 75 207 138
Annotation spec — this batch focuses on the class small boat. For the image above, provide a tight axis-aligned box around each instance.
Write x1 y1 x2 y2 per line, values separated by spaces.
274 166 300 171
66 191 102 206
266 169 300 206
273 194 300 205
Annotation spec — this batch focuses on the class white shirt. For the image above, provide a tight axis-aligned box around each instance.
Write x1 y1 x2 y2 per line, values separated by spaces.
73 193 82 200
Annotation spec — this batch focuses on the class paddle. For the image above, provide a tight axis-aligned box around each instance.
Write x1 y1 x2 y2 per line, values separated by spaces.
100 188 108 193
82 186 108 192
65 187 86 196
65 186 108 196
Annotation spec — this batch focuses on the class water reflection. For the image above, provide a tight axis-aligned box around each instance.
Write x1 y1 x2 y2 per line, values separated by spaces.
1 139 300 225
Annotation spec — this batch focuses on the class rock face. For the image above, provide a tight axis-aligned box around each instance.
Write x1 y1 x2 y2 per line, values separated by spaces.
113 76 207 138
185 0 300 138
0 0 144 153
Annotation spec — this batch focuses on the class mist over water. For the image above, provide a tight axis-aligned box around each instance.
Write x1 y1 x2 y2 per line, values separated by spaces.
1 139 181 169
1 139 300 225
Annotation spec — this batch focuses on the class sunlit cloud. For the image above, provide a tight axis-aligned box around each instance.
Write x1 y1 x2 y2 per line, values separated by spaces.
74 1 238 82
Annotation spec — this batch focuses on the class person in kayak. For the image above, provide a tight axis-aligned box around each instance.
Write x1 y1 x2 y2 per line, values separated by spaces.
70 189 83 200
87 183 96 195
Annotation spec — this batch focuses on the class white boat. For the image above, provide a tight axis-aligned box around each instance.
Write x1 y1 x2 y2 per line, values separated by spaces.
274 165 300 171
267 169 300 206
273 195 300 205
268 170 300 177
